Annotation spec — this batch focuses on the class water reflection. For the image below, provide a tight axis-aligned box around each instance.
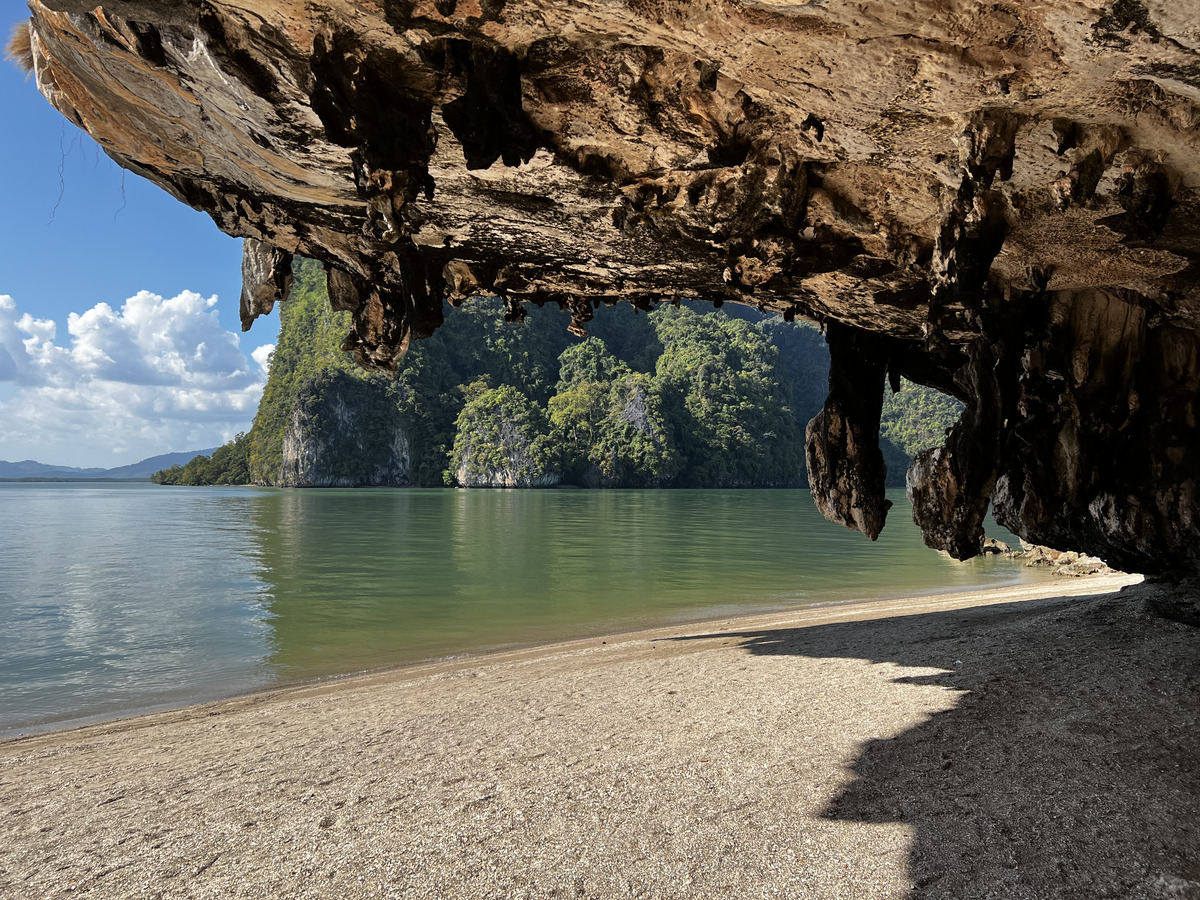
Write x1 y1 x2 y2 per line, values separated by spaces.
0 483 272 734
246 488 1053 679
1 484 1053 735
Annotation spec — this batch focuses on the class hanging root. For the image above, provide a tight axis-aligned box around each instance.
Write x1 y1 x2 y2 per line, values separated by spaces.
6 22 34 77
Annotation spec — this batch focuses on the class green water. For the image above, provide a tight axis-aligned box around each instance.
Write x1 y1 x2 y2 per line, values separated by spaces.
0 484 1052 735
256 488 1042 674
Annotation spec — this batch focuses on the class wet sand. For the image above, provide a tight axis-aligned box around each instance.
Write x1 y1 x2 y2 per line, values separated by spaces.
3 573 1198 899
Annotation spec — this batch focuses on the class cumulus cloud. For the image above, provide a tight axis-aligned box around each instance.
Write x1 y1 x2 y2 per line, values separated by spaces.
251 343 275 371
0 291 273 467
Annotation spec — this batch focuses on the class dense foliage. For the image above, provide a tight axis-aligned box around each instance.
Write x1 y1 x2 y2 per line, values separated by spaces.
158 259 963 488
652 306 802 487
879 379 964 458
438 305 804 487
152 432 251 485
448 380 556 486
246 260 361 482
547 340 678 487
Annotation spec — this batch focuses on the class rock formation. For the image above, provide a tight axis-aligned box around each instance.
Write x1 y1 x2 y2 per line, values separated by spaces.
16 0 1200 575
278 371 411 487
450 384 559 487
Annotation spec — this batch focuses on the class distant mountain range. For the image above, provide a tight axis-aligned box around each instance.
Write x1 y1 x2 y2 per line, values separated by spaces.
0 449 219 480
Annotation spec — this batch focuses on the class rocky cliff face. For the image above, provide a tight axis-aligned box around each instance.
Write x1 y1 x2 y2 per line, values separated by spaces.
278 371 411 487
453 424 559 488
18 1 1200 574
449 383 559 487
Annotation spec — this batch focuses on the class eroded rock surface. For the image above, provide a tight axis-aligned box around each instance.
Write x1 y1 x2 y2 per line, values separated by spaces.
240 238 293 331
17 0 1200 574
279 370 411 487
805 323 893 540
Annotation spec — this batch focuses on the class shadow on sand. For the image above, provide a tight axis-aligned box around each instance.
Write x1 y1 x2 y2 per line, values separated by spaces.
671 584 1200 900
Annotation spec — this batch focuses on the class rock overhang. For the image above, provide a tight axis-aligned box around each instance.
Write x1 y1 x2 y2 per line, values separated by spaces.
16 0 1200 576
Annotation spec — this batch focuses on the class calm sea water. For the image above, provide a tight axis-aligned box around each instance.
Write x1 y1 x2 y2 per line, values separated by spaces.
0 483 1052 737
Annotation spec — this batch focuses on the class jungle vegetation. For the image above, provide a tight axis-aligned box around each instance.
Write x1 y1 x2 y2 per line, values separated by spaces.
154 259 962 488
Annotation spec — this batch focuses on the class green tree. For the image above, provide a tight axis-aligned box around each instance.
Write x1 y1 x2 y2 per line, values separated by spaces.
879 379 964 458
247 259 358 482
548 340 679 485
447 381 557 487
582 303 663 373
555 337 632 390
434 297 573 403
651 305 803 487
151 432 251 485
589 373 680 486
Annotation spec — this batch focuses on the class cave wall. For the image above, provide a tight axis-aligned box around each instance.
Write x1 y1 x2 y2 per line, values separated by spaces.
17 0 1200 574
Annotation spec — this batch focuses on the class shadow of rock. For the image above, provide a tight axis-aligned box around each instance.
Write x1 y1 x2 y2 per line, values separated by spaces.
672 584 1200 899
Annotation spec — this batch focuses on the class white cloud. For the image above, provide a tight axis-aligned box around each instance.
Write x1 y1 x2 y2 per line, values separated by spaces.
251 343 275 371
0 291 272 467
0 295 36 384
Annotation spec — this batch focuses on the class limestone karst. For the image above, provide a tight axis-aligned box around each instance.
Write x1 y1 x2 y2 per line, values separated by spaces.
16 1 1200 575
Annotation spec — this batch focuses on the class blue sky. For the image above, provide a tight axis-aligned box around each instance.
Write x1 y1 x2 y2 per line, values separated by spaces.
1 8 278 467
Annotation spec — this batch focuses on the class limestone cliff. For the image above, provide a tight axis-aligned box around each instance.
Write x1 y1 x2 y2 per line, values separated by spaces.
18 1 1200 575
449 383 559 487
278 371 411 487
452 436 559 488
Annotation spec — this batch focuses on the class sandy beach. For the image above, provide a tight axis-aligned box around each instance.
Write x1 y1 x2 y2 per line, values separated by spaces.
2 573 1198 899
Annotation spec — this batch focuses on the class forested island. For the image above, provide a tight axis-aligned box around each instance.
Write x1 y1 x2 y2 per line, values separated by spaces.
154 260 961 488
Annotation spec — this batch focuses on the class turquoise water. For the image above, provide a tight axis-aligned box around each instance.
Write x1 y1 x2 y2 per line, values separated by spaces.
0 483 1051 737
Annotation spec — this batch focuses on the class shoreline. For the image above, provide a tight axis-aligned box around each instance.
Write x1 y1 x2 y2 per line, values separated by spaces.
3 573 1132 747
5 572 1198 900
2 483 1068 746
